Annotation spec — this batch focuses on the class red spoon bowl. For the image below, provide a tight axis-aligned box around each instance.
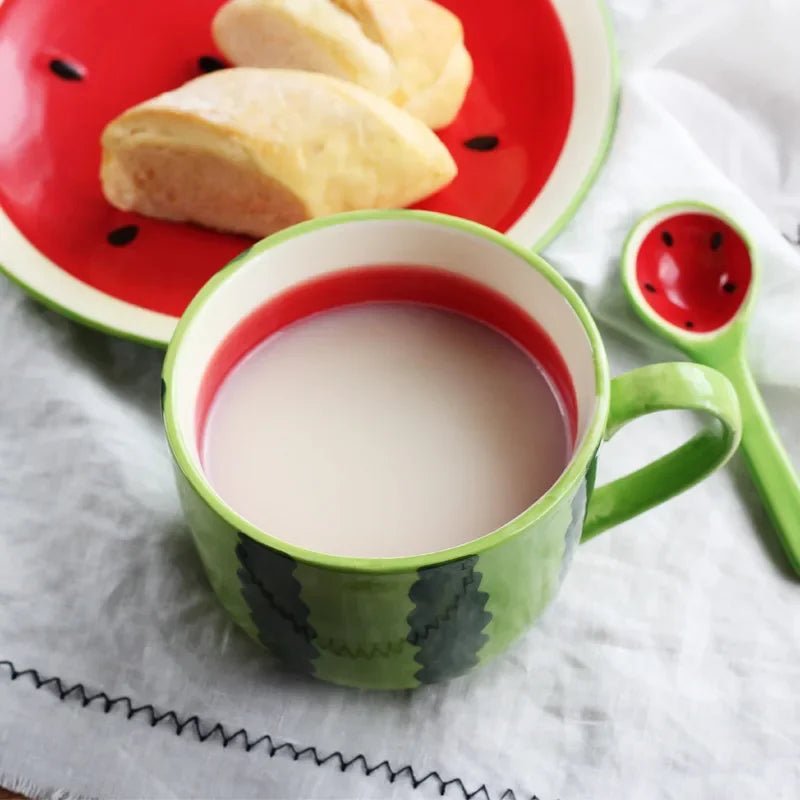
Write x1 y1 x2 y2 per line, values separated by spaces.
631 210 754 335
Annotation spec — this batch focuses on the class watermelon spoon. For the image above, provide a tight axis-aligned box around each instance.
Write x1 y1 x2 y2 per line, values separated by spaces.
622 201 800 574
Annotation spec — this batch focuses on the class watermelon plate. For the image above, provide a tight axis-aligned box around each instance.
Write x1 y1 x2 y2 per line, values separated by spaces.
0 0 617 346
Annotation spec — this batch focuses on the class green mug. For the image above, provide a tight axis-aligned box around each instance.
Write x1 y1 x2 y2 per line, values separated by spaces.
162 210 742 689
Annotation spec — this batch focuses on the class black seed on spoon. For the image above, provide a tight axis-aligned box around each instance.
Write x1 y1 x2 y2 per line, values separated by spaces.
644 283 657 293
49 58 84 81
464 135 499 152
685 320 694 329
198 55 226 73
107 225 139 246
710 231 723 250
661 231 674 247
723 281 736 293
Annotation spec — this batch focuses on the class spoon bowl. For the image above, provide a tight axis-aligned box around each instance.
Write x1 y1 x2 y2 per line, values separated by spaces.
623 203 757 348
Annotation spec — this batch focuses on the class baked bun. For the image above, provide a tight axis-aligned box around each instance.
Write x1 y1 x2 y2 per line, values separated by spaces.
211 0 398 99
213 0 472 128
100 68 457 238
333 0 472 129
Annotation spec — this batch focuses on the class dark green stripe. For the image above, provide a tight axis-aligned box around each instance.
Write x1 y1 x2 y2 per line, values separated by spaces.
585 450 599 504
236 534 318 675
406 555 492 684
559 451 598 582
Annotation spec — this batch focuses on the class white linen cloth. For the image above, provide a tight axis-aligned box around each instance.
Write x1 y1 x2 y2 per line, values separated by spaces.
1 1 799 798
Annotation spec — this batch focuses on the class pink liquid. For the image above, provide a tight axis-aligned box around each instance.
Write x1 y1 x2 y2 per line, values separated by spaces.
202 302 571 558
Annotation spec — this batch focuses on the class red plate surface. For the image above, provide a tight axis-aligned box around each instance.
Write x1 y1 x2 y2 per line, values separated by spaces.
0 0 573 319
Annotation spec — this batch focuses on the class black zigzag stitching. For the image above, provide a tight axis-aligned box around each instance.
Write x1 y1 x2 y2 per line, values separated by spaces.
0 660 542 800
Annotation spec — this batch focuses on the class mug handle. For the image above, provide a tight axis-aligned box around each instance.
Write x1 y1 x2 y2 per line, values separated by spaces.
581 363 742 542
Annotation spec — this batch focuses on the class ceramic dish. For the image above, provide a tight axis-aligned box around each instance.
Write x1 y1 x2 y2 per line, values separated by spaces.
0 0 618 347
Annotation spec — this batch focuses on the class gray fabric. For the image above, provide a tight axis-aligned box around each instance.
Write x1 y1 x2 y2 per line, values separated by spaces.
2 1 800 798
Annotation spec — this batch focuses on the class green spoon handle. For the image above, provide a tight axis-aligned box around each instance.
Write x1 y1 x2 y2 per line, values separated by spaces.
718 352 800 573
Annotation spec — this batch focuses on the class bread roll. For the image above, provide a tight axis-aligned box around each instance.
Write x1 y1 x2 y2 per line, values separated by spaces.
212 0 472 129
211 0 398 99
332 0 472 129
100 68 457 238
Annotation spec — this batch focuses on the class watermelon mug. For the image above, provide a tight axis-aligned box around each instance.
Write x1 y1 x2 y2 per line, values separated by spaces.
162 210 742 689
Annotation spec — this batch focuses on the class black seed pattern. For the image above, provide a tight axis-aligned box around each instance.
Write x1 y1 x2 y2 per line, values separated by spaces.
160 378 166 414
198 55 226 73
407 556 491 684
464 135 499 152
107 225 139 247
723 281 736 293
685 321 694 329
710 232 723 250
237 534 318 675
661 230 674 247
49 58 83 81
644 282 657 293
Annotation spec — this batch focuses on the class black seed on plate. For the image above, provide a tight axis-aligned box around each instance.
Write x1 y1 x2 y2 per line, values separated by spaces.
107 225 139 246
198 55 226 73
710 231 723 250
723 281 736 293
464 135 499 152
160 378 166 413
661 230 674 247
644 282 657 293
49 58 83 81
685 320 694 329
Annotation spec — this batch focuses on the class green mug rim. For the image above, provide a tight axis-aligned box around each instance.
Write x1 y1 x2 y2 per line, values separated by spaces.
162 209 610 574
